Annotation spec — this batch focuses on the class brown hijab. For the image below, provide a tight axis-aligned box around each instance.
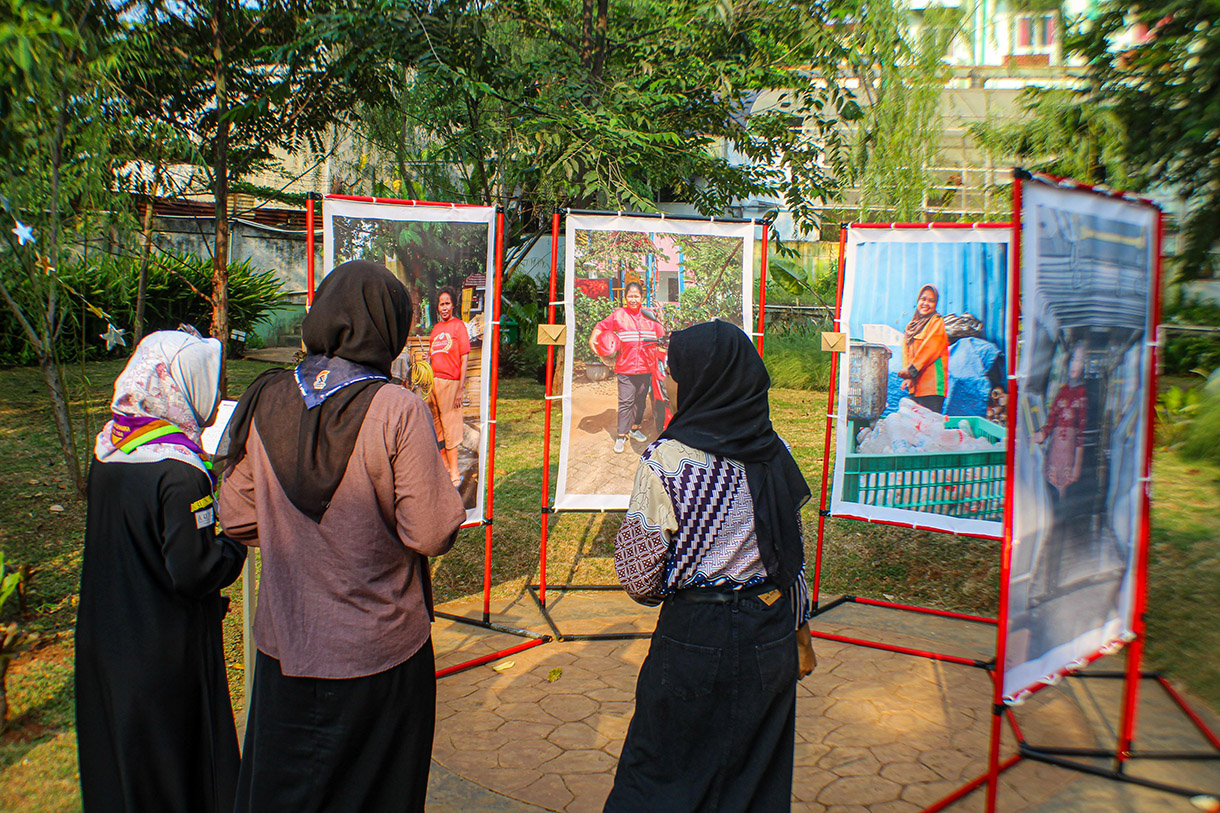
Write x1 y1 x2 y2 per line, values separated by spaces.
220 261 412 522
904 284 940 347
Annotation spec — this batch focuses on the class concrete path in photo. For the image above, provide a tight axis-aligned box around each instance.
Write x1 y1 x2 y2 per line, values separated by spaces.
425 589 1220 812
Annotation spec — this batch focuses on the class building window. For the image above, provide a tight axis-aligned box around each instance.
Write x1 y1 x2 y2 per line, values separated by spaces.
1013 12 1056 54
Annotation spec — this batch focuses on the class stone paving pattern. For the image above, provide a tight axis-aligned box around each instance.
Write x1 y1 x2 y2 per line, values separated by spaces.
429 591 1220 812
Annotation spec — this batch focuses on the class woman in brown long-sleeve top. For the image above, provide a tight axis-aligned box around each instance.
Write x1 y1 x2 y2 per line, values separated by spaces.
218 261 465 812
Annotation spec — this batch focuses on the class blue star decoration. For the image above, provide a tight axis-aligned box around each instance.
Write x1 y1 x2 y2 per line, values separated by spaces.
101 323 127 351
12 220 35 246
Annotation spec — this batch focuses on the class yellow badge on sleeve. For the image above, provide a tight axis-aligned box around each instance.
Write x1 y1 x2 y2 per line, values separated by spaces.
190 494 214 512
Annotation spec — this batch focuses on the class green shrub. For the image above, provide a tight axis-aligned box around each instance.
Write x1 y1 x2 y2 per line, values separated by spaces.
0 251 286 365
1162 295 1220 376
1181 391 1220 465
763 333 833 391
572 290 617 365
498 273 548 380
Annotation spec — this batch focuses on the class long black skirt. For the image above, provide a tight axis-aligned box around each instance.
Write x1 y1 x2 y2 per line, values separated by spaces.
235 640 436 813
605 591 798 812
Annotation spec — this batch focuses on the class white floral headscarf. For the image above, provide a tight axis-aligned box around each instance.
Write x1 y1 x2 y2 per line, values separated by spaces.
94 331 223 474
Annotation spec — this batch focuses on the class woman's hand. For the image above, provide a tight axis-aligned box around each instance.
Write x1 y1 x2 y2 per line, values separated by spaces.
453 388 464 410
797 622 816 678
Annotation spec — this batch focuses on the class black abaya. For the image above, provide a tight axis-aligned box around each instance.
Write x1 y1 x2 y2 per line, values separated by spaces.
75 459 246 813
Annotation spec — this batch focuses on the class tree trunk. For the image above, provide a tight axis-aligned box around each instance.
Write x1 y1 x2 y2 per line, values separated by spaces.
0 656 9 734
580 0 595 70
211 0 230 396
38 351 83 494
134 156 162 344
45 82 83 495
592 0 608 82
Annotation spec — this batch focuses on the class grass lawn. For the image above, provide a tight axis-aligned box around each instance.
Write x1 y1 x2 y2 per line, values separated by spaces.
1 356 1217 810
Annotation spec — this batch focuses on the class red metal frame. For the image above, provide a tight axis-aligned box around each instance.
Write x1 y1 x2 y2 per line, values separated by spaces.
305 195 316 309
310 195 544 670
810 630 986 668
1156 674 1220 752
810 222 1009 663
434 637 548 679
539 211 562 608
480 208 506 621
756 221 769 355
1117 205 1165 765
924 754 1022 813
812 226 847 603
852 596 995 624
849 222 1012 230
533 208 770 623
325 193 490 209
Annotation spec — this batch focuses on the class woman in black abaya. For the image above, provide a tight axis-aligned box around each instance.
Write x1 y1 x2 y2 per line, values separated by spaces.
76 330 246 812
606 320 816 812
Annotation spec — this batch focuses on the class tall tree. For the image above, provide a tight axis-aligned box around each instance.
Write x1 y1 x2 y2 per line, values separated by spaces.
323 0 858 262
1078 0 1220 277
846 2 960 222
968 87 1137 191
0 0 130 494
121 0 393 370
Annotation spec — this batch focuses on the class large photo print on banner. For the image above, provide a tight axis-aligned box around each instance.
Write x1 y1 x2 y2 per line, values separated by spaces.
1003 182 1157 701
830 226 1011 537
556 214 754 510
324 198 497 526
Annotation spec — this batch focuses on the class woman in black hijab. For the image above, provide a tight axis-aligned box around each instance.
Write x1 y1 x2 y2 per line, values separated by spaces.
218 261 465 812
606 319 816 812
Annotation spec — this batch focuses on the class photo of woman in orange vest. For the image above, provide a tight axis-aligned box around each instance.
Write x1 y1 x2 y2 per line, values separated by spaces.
897 284 950 413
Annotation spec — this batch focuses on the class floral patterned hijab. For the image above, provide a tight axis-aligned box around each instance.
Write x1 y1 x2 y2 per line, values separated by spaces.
94 331 224 476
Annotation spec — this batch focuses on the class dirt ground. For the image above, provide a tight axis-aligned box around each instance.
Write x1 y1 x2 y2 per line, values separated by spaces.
561 374 666 497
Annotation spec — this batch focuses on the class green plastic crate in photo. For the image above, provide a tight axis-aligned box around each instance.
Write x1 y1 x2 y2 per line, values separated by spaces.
842 415 1007 521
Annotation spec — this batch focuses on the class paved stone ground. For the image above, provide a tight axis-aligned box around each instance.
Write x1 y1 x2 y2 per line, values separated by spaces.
562 377 661 496
427 590 1220 812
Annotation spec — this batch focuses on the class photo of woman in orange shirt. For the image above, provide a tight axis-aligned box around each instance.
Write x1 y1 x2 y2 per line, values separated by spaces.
896 284 950 413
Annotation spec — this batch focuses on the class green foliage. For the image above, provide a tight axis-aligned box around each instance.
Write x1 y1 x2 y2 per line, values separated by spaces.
330 0 856 239
762 333 833 391
1162 296 1220 376
1157 384 1203 449
0 554 20 617
1076 0 1220 278
767 258 811 297
1181 391 1220 465
848 4 959 221
573 290 617 364
969 87 1138 192
498 274 548 380
0 252 286 366
330 217 491 310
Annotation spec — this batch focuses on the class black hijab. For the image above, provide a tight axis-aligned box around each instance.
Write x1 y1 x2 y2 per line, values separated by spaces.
221 261 412 522
660 320 811 590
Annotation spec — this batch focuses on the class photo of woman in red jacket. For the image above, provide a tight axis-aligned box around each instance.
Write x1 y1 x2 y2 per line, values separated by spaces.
589 282 666 454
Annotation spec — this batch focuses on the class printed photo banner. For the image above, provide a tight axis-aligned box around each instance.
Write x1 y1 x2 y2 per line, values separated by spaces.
323 197 498 527
829 225 1012 537
1002 181 1158 702
555 213 754 511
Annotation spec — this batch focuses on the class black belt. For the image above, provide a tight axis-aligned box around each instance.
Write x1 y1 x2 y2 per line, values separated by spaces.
673 581 780 605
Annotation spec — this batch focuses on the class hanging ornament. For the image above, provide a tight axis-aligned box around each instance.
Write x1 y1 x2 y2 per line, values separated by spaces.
12 220 35 246
101 323 127 351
